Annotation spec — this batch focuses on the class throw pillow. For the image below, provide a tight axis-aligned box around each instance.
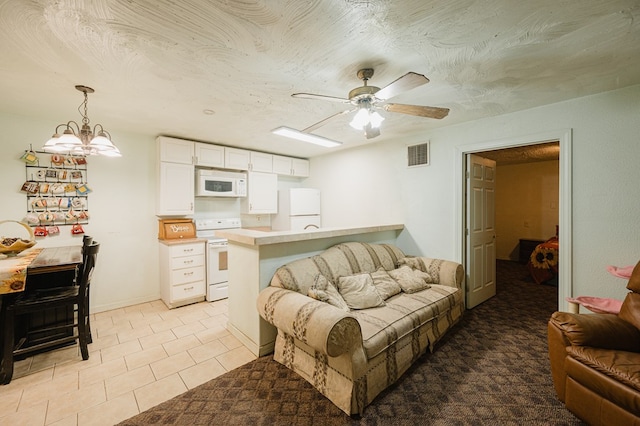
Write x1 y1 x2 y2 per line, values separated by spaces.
337 273 385 310
308 274 350 311
389 265 432 293
371 267 402 300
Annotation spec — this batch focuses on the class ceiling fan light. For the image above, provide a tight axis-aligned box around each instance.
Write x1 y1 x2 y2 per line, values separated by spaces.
369 111 385 128
349 108 370 130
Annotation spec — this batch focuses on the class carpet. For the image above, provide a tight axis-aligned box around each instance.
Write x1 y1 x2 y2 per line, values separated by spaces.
119 260 584 425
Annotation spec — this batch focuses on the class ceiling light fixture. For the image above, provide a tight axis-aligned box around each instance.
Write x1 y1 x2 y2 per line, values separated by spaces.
349 100 384 131
42 85 121 157
272 126 342 148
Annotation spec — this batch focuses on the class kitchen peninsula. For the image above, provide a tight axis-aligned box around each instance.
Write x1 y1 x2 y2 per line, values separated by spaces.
215 224 404 356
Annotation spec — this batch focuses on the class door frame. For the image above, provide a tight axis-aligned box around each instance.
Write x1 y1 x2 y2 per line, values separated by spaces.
454 129 573 311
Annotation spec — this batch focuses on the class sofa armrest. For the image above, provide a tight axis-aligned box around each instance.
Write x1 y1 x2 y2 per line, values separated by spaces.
257 286 362 357
549 311 640 351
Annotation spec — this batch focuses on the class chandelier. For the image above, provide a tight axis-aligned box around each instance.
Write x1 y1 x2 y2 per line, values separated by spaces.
42 85 121 157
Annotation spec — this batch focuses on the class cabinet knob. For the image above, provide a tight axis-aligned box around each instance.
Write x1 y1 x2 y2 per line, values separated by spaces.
184 271 194 276
184 286 194 291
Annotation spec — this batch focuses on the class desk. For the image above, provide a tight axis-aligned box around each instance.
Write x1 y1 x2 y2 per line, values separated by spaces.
0 246 82 383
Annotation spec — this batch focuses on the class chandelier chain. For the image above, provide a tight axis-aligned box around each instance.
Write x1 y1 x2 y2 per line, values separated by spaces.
79 91 90 126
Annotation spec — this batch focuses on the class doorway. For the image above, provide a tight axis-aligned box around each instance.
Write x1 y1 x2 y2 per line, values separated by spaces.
454 130 572 311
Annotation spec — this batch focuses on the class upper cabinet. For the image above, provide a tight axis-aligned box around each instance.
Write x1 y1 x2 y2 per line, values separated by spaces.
242 172 278 214
273 155 310 177
157 162 194 216
157 137 194 216
194 142 225 168
224 147 251 171
249 151 273 173
291 158 310 177
159 136 194 164
224 148 277 173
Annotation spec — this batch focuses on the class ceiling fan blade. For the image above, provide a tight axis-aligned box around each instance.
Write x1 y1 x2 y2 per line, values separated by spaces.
383 103 450 119
292 93 350 103
302 109 353 133
374 72 430 101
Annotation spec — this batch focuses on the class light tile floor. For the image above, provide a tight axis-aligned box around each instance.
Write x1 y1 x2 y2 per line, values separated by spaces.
0 298 257 426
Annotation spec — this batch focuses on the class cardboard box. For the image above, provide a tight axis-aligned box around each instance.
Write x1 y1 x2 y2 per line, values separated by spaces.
158 219 196 240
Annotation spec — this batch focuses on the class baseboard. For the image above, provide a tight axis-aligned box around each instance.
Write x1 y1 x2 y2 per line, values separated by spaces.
91 294 162 314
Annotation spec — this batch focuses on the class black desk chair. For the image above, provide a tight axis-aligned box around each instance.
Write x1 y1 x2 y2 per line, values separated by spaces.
0 241 100 384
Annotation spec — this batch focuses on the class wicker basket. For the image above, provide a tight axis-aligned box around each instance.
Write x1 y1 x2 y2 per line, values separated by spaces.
0 220 36 256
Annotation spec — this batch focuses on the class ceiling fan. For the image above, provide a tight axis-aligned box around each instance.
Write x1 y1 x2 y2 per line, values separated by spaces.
291 68 449 140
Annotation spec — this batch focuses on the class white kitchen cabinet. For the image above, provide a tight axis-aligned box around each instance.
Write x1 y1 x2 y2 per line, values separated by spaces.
249 151 273 173
273 155 310 177
157 162 194 215
243 171 278 214
158 136 194 164
225 147 251 170
159 241 206 309
291 158 310 177
195 142 225 168
157 136 194 216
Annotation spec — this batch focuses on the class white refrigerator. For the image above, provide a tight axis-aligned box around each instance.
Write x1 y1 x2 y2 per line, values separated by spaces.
272 188 321 231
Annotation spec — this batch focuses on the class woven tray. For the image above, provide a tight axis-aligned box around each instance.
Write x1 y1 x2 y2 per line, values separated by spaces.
0 220 36 256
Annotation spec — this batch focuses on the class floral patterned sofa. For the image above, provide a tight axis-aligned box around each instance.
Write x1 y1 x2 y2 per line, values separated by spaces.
256 242 464 415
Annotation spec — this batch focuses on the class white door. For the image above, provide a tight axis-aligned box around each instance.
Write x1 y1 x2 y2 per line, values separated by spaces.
466 154 496 308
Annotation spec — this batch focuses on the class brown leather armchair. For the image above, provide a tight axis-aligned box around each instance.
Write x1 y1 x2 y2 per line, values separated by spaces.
548 261 640 425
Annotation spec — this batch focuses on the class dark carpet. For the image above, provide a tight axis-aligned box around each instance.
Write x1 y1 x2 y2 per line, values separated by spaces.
119 260 584 425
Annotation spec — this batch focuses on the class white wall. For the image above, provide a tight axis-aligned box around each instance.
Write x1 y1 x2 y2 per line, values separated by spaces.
306 84 640 303
0 113 159 313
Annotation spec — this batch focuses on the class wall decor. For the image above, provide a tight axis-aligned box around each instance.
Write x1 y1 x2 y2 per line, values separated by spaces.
21 149 90 232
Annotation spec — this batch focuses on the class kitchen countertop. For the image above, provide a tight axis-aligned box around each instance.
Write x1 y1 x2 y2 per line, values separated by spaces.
215 224 404 246
158 237 208 246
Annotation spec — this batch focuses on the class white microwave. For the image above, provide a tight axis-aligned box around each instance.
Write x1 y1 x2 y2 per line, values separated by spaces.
196 169 247 197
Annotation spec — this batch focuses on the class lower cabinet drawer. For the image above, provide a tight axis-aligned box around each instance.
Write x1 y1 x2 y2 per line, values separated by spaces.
171 281 205 301
171 266 205 286
170 254 204 270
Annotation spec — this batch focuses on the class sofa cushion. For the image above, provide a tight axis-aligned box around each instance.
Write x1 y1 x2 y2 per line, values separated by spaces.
567 346 640 393
337 273 385 310
371 267 401 300
389 265 432 293
352 284 462 359
308 274 349 311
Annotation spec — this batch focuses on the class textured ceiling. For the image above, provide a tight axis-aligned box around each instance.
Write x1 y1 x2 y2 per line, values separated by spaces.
478 142 560 165
0 1 638 158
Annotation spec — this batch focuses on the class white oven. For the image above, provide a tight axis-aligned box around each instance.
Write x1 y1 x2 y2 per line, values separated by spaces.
195 218 241 302
206 238 229 301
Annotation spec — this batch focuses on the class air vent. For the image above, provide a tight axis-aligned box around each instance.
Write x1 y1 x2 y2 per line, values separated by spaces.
407 142 429 167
